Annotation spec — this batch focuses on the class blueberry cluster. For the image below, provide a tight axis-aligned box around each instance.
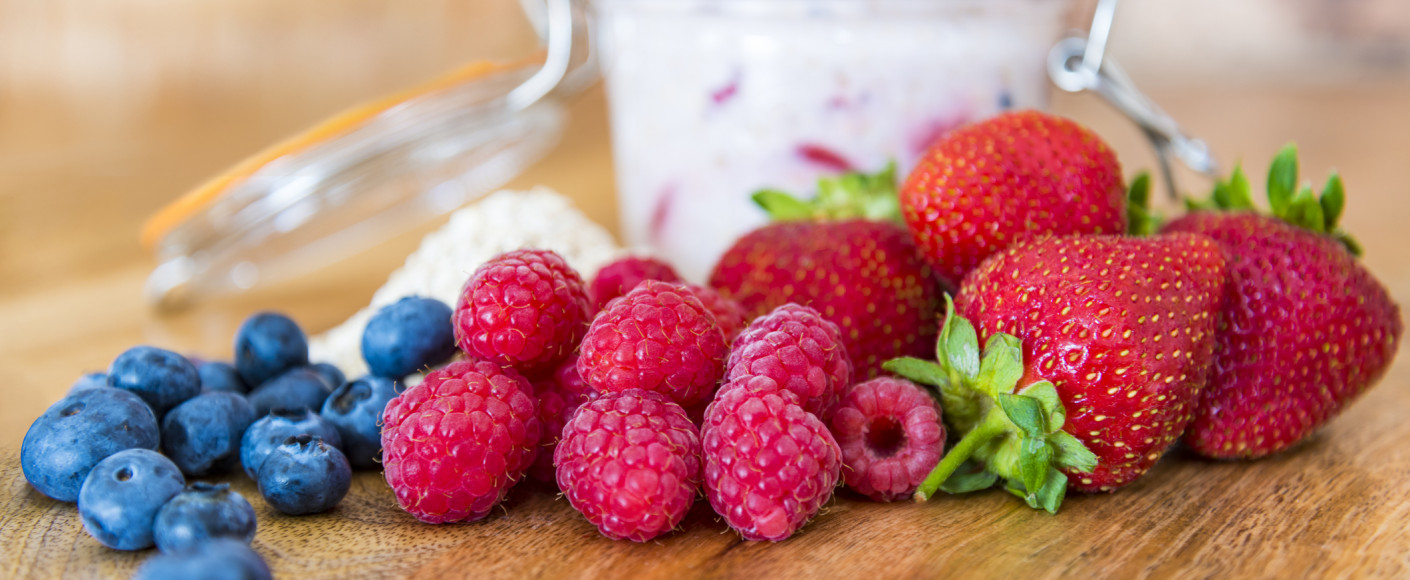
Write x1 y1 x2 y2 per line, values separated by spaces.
19 301 449 574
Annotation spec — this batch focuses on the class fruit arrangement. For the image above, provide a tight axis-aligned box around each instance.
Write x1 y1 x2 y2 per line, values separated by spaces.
18 110 1403 574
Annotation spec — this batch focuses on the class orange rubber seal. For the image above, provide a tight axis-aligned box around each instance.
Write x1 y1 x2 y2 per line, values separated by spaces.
140 56 540 249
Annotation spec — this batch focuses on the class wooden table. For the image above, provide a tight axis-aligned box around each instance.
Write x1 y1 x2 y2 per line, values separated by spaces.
3 40 1410 577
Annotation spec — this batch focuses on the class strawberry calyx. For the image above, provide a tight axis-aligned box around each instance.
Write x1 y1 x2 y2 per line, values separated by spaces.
1126 172 1162 236
883 297 1097 513
1186 143 1361 255
752 162 903 223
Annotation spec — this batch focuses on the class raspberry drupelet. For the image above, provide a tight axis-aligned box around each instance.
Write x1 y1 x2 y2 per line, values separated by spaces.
828 376 945 501
589 255 682 310
380 360 541 524
453 249 591 376
724 304 853 417
528 353 598 483
577 281 729 408
701 376 841 541
555 389 701 542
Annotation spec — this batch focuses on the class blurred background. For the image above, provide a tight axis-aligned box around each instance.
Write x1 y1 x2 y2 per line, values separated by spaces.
1 0 1409 441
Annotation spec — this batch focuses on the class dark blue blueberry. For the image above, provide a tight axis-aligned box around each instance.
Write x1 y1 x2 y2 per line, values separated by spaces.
162 392 256 477
132 538 272 580
245 367 332 417
256 434 352 515
108 346 201 415
239 408 342 479
77 449 185 550
153 482 257 554
68 372 109 396
21 387 160 502
321 375 400 469
198 361 249 394
361 296 456 378
234 312 308 387
307 362 346 391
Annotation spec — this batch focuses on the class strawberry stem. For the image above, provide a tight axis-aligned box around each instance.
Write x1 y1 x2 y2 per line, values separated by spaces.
913 408 1006 502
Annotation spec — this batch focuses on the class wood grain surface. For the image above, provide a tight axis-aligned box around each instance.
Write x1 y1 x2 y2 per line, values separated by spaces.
3 4 1410 577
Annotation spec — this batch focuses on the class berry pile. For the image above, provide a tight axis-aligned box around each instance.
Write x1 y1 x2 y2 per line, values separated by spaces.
21 296 455 571
19 111 1404 572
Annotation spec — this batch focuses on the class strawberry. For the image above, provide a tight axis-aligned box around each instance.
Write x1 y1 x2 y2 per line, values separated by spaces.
899 110 1127 285
709 165 943 378
887 233 1227 512
1162 145 1402 459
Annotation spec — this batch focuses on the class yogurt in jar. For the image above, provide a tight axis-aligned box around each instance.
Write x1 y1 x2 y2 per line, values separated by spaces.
594 0 1069 281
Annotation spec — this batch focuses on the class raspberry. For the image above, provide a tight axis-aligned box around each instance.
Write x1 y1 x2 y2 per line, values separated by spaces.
528 353 598 483
827 377 945 502
702 376 841 541
555 390 701 541
578 281 729 408
686 284 748 345
589 255 681 310
454 249 591 376
381 360 540 524
724 304 852 417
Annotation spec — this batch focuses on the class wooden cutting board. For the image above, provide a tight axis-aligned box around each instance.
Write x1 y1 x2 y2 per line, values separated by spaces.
5 365 1410 580
3 81 1410 578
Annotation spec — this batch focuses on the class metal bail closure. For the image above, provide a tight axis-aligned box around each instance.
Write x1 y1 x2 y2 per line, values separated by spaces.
1047 0 1220 198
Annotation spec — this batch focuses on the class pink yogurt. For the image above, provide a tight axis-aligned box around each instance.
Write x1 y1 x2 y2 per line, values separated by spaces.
594 0 1070 281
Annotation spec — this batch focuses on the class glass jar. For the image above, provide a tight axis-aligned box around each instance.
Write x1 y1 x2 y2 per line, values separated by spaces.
593 0 1071 281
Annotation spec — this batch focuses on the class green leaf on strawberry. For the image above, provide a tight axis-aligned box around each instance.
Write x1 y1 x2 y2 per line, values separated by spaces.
882 298 1096 514
1126 172 1163 236
752 162 903 223
1267 143 1298 216
1186 143 1361 256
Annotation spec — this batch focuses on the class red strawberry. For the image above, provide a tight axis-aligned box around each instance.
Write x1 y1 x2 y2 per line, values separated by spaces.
888 233 1227 511
899 110 1127 284
1161 145 1402 459
709 165 943 377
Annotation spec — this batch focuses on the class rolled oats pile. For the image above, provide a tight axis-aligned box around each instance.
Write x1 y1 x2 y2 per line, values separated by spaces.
309 187 621 378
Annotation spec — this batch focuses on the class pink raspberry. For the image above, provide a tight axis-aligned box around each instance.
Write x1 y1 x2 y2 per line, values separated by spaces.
702 375 841 541
724 304 853 417
381 360 541 524
454 249 591 376
577 280 729 408
590 255 681 310
828 377 945 502
686 284 748 345
555 389 701 542
528 353 597 483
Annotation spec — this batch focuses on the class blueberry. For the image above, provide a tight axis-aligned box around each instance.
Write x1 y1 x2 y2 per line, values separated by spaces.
162 392 256 477
257 434 352 515
246 367 332 417
198 361 249 394
321 376 400 469
307 362 346 391
108 346 201 415
239 408 342 479
132 538 272 580
361 296 456 378
234 312 308 387
21 387 160 502
68 372 109 396
153 482 257 554
77 449 185 550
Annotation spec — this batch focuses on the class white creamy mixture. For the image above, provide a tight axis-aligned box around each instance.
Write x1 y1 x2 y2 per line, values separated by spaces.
309 187 621 378
595 0 1067 281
